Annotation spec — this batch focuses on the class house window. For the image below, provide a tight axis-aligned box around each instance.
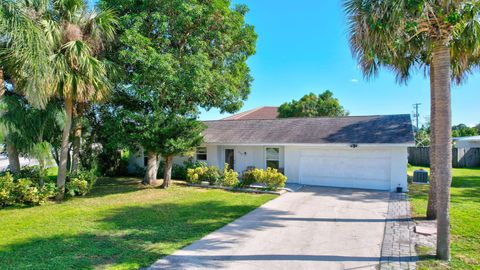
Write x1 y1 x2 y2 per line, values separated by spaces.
266 147 280 169
196 147 207 161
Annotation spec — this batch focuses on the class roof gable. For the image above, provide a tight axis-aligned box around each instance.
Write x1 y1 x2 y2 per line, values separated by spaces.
203 114 414 145
222 106 278 120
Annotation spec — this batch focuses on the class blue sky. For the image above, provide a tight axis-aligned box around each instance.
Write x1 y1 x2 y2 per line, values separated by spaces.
90 0 478 126
199 0 479 126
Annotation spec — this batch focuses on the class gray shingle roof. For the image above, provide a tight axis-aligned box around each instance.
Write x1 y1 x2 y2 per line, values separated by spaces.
222 106 278 120
202 114 414 145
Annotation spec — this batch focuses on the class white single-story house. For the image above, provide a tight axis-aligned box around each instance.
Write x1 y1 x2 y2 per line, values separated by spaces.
129 114 415 191
453 136 480 149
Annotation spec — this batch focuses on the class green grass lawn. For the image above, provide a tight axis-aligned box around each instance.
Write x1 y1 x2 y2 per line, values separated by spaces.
0 177 275 270
408 166 480 270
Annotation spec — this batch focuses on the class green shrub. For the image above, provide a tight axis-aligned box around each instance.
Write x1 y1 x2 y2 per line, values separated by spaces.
13 179 56 205
187 164 289 189
71 170 97 190
241 168 287 190
221 163 239 187
66 179 89 197
65 170 97 197
157 160 204 180
40 183 57 201
187 166 206 184
186 164 220 185
14 179 41 204
2 166 53 186
0 173 15 206
0 172 57 207
263 167 287 190
240 169 264 187
179 160 206 180
15 166 41 179
204 166 221 184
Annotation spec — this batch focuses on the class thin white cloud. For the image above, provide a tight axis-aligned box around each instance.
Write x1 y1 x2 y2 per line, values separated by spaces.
350 79 359 83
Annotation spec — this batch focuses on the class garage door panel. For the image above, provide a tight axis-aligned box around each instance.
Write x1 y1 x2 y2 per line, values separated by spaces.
299 151 391 190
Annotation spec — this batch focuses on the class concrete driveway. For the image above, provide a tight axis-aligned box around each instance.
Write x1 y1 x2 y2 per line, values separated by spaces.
149 186 390 270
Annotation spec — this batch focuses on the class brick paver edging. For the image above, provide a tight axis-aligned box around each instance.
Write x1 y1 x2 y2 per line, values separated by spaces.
380 192 418 270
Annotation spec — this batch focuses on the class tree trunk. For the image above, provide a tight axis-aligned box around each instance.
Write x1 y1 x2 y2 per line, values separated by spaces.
161 155 173 189
67 144 72 172
56 98 74 201
142 151 158 185
0 69 5 98
71 103 84 173
432 41 452 260
6 143 20 173
427 64 437 220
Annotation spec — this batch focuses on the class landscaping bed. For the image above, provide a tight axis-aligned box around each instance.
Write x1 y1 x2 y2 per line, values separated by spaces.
187 182 287 195
186 163 287 193
408 166 480 270
0 177 275 270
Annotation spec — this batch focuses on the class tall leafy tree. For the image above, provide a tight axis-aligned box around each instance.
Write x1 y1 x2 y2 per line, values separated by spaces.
278 91 349 118
452 124 478 137
157 116 205 188
345 0 480 259
100 0 257 185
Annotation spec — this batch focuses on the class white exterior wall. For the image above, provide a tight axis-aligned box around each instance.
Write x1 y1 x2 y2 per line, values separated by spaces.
284 145 408 192
388 147 408 191
128 144 409 192
128 147 190 172
455 140 480 149
203 145 285 174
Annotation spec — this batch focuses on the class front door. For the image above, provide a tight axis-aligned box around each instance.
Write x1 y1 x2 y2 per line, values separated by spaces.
225 149 235 170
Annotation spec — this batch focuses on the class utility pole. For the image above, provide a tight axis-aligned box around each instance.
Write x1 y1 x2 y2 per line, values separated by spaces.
413 103 421 132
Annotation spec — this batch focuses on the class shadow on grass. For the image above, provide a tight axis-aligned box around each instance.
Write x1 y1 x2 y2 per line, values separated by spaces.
86 176 145 198
0 200 282 270
86 177 190 199
451 175 480 189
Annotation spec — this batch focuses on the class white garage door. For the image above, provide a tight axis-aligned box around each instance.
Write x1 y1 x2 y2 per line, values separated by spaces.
299 150 391 190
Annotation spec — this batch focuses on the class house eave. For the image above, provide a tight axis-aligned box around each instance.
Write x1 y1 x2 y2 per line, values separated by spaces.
203 142 415 147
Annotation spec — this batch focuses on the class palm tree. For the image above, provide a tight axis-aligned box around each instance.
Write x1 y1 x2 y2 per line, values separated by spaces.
44 0 116 200
0 92 63 173
0 0 56 172
1 0 115 199
0 0 53 107
345 0 480 260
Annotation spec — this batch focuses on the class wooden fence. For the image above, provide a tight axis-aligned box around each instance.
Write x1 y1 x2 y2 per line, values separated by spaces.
408 147 480 168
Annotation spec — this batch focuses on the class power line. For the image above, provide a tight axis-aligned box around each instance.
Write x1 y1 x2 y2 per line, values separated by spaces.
413 103 421 131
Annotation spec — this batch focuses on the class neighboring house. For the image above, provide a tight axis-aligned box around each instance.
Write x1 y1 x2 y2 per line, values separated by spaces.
453 136 480 149
130 113 414 192
222 106 278 120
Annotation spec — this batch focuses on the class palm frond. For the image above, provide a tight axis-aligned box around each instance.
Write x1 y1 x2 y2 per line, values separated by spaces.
0 0 54 108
